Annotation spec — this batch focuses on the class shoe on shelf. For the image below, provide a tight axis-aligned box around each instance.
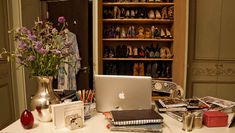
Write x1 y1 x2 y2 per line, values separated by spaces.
160 62 166 77
148 10 155 19
125 10 130 18
133 62 139 76
133 47 139 57
155 10 161 19
139 62 145 76
113 6 120 19
120 8 126 19
115 26 121 38
151 62 159 78
161 6 168 19
165 47 172 58
166 62 172 78
160 47 167 58
120 27 126 38
166 28 173 38
145 28 151 38
127 26 132 38
130 10 135 18
168 6 174 20
160 28 167 38
154 26 161 38
146 63 152 76
127 45 133 57
131 25 135 38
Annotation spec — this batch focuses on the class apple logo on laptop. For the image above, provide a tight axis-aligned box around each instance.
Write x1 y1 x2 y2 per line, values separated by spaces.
118 91 125 100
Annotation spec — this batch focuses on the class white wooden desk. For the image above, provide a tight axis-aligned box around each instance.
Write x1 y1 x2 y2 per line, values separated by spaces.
1 113 235 133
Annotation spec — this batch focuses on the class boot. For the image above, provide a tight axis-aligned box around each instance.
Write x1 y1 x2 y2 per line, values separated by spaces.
133 63 139 76
151 62 159 78
166 62 172 78
161 6 168 19
139 62 145 76
146 63 152 76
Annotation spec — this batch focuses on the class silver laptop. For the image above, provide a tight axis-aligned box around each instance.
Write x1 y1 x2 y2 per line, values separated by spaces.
95 75 152 112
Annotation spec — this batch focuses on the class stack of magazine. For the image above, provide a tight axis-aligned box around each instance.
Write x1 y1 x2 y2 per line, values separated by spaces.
156 98 188 113
155 96 235 122
108 109 164 132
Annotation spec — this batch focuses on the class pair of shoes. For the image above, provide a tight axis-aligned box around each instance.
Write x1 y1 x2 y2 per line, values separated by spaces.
127 25 135 38
160 47 172 58
160 28 173 38
133 62 145 76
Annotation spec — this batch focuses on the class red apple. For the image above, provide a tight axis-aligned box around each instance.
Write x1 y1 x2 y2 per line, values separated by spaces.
20 109 34 129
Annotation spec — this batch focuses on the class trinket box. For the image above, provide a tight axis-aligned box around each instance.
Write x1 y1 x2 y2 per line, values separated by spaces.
203 111 228 127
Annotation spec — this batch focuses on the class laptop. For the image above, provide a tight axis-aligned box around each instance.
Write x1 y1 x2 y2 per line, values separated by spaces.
95 75 152 112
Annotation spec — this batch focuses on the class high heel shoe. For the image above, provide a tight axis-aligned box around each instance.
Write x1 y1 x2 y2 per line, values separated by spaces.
166 28 173 38
155 10 161 19
160 28 167 38
148 10 155 19
120 27 126 38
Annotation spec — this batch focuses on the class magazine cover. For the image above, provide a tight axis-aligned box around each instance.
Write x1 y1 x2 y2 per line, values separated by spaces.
158 98 187 108
200 96 235 108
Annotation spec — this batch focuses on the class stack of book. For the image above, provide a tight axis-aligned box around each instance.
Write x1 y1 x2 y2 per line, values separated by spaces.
108 109 164 132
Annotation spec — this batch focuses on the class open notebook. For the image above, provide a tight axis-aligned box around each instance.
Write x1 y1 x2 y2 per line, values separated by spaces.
95 75 152 112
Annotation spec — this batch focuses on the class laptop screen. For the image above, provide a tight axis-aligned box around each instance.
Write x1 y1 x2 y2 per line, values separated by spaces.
95 75 152 112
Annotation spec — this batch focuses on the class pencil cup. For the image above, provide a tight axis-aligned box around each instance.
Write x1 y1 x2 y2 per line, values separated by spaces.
84 103 91 120
182 112 195 132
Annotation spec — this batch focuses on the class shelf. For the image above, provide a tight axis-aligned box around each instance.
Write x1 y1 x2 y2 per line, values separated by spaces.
103 2 174 7
103 38 174 42
103 19 174 24
102 58 173 61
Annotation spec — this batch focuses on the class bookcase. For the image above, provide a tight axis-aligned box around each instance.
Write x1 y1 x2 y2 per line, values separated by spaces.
97 0 187 90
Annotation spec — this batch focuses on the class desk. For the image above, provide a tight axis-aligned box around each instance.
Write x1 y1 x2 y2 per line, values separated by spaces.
1 113 235 133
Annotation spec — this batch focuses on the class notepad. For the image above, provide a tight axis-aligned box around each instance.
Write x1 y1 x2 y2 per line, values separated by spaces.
109 123 163 132
110 109 163 126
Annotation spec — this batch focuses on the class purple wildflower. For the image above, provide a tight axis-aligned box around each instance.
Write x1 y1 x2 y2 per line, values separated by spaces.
36 48 48 55
20 27 28 34
58 16 65 24
28 34 36 41
18 42 29 50
34 41 43 50
28 55 36 61
51 49 62 55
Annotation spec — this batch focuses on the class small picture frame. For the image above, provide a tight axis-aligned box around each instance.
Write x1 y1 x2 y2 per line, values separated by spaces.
51 101 84 130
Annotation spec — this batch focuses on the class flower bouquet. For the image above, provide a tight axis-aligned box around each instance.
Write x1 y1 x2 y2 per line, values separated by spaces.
1 16 74 122
1 16 72 76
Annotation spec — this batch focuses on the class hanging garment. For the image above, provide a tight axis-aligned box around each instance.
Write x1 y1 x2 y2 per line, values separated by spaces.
58 31 81 90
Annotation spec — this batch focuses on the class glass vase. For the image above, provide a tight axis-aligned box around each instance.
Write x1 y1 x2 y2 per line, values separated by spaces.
31 76 60 122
